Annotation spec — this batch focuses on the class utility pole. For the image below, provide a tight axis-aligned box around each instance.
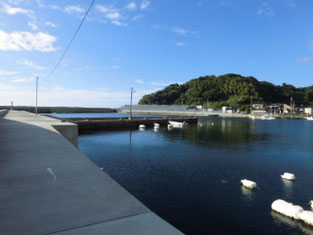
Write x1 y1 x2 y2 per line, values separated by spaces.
35 76 38 114
129 87 134 120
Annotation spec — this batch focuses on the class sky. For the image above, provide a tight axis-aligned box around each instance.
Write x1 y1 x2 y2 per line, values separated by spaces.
0 0 313 108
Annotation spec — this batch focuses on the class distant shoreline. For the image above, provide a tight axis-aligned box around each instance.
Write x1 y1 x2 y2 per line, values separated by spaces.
0 106 117 114
119 110 306 120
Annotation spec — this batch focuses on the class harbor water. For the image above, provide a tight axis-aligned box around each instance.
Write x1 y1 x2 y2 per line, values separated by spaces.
78 116 313 234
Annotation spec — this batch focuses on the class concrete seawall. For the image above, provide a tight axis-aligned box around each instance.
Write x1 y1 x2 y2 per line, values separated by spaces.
60 116 198 131
0 111 182 234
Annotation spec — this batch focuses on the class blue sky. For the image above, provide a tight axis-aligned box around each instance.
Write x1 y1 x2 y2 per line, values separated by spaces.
0 0 312 108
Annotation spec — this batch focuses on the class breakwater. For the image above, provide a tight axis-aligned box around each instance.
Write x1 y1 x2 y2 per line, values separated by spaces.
59 116 198 131
0 111 182 234
0 106 117 114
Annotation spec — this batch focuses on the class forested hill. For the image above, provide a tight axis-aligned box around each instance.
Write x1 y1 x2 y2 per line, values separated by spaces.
139 74 313 110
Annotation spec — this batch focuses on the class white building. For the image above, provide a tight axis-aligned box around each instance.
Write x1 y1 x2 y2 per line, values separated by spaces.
304 107 313 116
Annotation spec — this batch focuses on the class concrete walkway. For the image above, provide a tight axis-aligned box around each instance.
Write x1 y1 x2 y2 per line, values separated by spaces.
0 111 182 235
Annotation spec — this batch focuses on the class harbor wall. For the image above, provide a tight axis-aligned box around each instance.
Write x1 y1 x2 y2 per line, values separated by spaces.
0 111 182 234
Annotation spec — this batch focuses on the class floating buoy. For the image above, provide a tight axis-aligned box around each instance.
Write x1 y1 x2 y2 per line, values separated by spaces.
300 211 313 226
154 123 160 128
281 172 296 181
271 199 303 220
240 179 257 189
139 124 145 130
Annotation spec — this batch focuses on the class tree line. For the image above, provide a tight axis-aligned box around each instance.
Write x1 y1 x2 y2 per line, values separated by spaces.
139 74 313 111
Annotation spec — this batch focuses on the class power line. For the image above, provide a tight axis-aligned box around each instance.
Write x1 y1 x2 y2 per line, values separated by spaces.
47 0 96 79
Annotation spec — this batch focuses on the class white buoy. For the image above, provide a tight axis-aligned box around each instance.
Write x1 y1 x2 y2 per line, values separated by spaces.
281 172 296 181
271 199 303 220
139 124 145 130
240 179 257 189
300 211 313 226
154 123 160 128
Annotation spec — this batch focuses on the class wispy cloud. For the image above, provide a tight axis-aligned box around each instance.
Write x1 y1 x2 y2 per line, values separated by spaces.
36 0 45 8
151 82 170 86
49 5 62 11
12 77 35 83
2 4 35 19
111 20 126 27
0 69 19 76
132 14 143 21
176 42 185 46
106 11 121 20
283 0 296 7
257 2 274 17
95 5 109 13
141 0 151 10
297 57 312 63
45 21 58 28
95 5 121 19
111 65 120 69
135 79 144 84
153 25 199 38
28 21 38 30
172 27 188 35
95 4 124 25
64 5 84 14
126 2 137 11
17 59 46 70
7 0 25 5
49 4 84 15
0 30 57 52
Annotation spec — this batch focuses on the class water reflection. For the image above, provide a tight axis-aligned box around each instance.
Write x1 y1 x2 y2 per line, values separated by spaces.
282 178 294 197
161 117 270 148
241 186 254 201
128 130 132 145
271 211 313 235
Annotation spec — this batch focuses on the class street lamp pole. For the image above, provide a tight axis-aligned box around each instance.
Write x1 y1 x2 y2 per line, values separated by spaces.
35 76 38 114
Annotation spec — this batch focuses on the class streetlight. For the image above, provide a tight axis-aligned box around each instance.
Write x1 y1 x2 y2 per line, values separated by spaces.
35 76 38 114
129 87 135 120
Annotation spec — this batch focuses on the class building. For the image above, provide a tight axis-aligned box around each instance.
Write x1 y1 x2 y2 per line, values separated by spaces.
269 103 284 114
222 106 239 113
252 102 264 111
283 104 294 114
304 107 313 116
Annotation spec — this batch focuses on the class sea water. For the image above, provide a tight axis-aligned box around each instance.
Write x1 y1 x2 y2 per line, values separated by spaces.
78 117 313 234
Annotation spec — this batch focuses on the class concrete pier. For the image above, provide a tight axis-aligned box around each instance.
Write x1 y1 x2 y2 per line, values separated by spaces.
0 111 182 234
60 116 198 131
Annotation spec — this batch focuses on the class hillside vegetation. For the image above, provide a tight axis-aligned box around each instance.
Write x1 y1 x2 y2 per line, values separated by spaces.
139 74 313 111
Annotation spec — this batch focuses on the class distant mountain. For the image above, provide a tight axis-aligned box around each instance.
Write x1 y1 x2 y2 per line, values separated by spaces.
139 74 313 111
